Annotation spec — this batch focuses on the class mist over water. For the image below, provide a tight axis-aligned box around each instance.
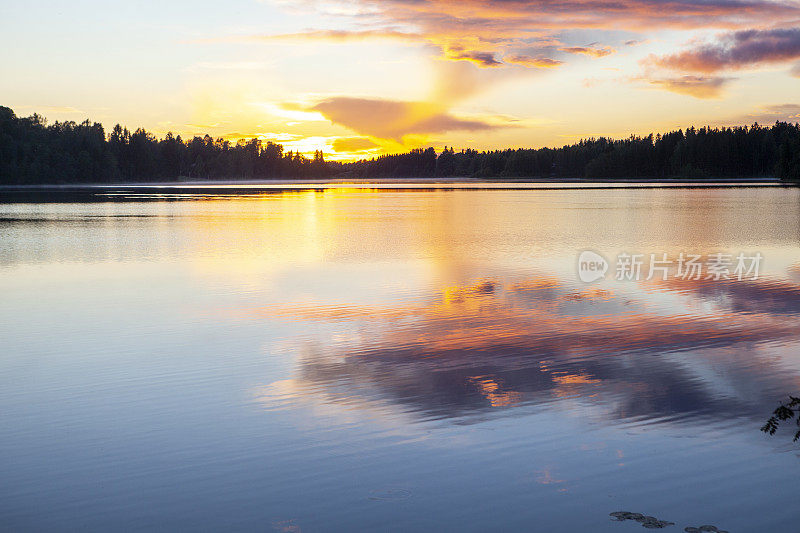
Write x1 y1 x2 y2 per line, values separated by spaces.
2 186 800 531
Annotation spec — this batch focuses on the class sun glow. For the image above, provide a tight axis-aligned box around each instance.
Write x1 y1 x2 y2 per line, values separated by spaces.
5 0 799 162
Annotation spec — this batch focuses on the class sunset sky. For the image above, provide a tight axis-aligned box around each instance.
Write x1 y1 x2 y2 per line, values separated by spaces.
3 0 800 159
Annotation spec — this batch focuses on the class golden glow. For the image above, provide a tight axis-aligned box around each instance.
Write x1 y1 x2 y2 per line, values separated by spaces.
6 0 800 161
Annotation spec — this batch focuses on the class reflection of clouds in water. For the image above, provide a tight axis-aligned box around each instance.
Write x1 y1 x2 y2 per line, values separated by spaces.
789 263 800 282
654 277 800 316
251 275 800 426
271 519 302 533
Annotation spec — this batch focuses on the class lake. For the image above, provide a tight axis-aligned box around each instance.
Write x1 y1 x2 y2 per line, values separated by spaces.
1 185 800 531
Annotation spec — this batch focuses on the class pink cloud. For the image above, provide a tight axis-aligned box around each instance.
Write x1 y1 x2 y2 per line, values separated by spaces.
253 0 800 69
649 27 800 73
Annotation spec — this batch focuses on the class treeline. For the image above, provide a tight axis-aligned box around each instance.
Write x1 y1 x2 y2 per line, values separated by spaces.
1 105 799 183
0 106 337 184
346 123 800 181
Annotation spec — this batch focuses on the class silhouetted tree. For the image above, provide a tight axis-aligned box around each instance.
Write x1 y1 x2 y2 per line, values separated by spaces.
1 106 798 184
344 123 800 181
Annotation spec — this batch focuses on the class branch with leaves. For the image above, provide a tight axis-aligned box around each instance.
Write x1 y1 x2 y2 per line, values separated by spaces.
761 396 800 441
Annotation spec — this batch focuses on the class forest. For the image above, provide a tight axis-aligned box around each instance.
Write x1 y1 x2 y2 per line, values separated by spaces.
1 105 799 183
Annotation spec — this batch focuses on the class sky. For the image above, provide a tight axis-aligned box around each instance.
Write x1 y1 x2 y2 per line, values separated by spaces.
2 0 800 160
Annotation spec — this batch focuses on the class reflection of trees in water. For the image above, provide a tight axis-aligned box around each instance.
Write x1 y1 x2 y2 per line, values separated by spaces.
609 511 674 529
609 511 730 531
270 275 800 426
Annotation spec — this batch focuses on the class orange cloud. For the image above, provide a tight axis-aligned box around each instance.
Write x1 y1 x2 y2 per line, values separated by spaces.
647 75 732 98
344 0 798 32
504 55 564 68
310 97 497 140
559 45 616 57
251 0 799 72
444 46 503 67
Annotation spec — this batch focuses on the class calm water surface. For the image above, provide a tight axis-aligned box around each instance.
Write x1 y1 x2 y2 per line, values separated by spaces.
2 187 800 531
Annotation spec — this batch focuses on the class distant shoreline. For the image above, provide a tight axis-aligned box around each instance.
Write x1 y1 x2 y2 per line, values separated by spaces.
0 179 792 203
0 176 790 191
